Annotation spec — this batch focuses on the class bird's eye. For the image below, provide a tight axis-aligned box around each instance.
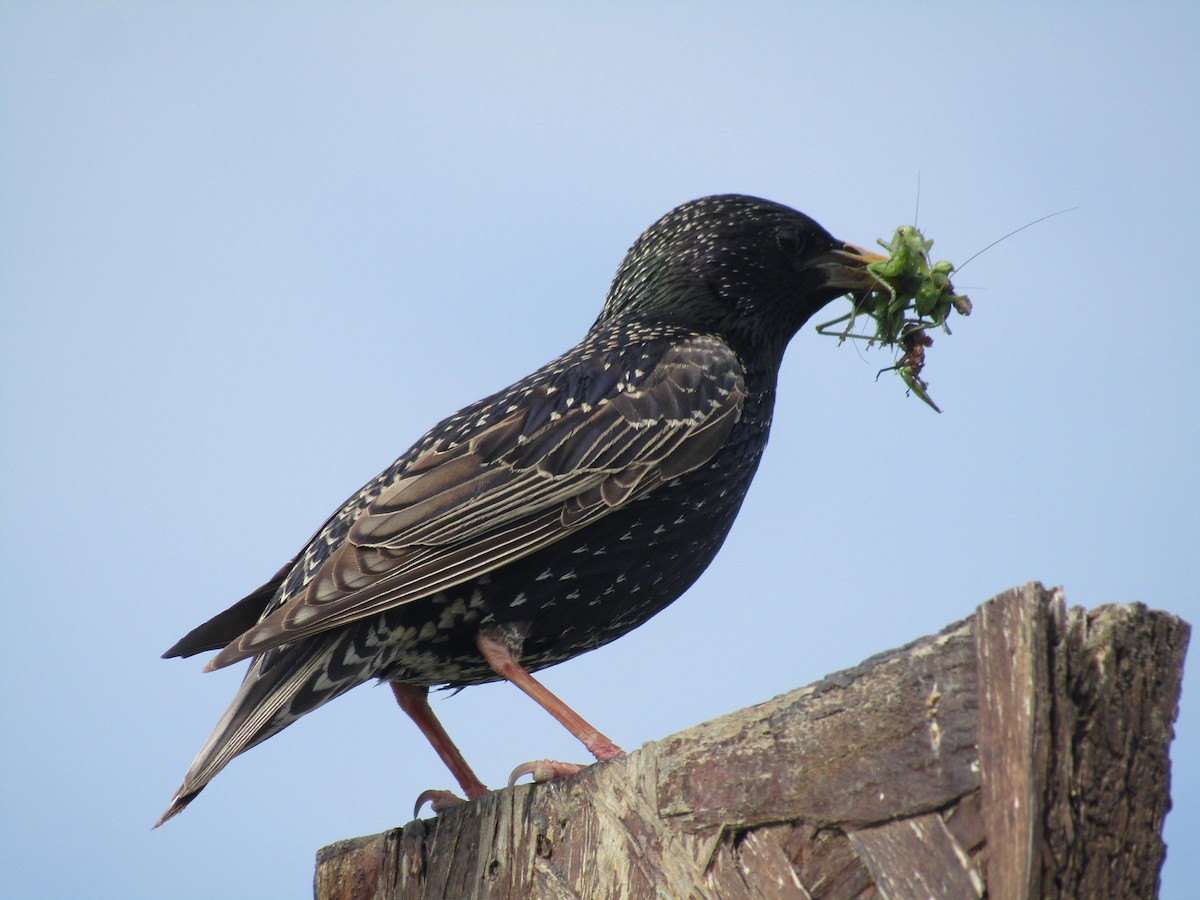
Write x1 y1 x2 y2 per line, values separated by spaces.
776 226 803 255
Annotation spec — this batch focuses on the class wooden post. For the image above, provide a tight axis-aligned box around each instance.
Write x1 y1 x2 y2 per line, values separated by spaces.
314 583 1188 899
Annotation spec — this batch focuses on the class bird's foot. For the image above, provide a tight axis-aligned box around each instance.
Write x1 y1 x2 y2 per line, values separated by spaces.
413 788 469 818
508 759 586 786
507 751 625 787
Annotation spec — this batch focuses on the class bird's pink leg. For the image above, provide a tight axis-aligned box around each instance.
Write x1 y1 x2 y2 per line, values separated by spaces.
475 632 623 786
390 682 489 815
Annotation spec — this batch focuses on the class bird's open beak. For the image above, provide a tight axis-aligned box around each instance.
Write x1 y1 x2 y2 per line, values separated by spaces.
812 242 886 293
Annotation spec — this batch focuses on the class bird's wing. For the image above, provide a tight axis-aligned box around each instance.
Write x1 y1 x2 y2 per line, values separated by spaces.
204 335 745 670
162 559 295 658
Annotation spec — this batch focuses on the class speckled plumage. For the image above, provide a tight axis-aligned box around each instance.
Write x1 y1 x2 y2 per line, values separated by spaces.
158 195 880 824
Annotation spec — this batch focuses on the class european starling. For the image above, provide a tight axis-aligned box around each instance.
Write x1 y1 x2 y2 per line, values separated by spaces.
157 195 882 825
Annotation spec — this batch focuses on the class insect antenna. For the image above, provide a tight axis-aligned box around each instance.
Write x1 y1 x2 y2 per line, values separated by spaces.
955 207 1078 275
913 171 921 228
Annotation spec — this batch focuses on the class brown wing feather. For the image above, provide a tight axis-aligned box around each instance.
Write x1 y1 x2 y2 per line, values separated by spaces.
204 336 745 670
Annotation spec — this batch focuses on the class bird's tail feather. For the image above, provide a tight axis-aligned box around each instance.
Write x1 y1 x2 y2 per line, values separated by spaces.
155 634 354 827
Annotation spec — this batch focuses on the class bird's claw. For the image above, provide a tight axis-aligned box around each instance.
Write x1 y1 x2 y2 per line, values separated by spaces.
413 788 466 818
508 759 588 787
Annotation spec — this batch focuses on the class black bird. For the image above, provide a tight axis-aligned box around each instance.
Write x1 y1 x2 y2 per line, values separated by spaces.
157 195 882 825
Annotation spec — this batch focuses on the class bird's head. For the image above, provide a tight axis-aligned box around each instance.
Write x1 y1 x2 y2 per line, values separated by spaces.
597 195 881 363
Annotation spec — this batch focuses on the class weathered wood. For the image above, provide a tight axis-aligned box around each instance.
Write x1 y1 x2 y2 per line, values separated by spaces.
975 585 1054 899
314 584 1188 899
847 813 983 898
1040 601 1188 897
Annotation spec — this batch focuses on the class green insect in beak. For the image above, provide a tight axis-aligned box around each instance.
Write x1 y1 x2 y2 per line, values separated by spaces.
817 224 971 412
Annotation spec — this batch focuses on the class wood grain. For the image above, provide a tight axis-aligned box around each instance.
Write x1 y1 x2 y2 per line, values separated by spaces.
314 584 1189 899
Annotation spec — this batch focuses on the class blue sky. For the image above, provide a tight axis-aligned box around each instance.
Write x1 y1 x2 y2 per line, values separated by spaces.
2 4 1197 897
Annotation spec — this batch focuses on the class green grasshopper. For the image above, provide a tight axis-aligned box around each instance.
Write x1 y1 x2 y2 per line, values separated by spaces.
816 225 971 412
819 208 1074 412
